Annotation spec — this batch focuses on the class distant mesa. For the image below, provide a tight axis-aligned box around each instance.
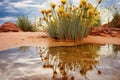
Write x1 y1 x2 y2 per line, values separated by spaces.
0 22 21 32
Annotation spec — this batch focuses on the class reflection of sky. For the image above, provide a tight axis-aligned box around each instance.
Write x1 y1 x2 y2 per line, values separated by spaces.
98 44 119 56
0 0 120 24
0 45 120 80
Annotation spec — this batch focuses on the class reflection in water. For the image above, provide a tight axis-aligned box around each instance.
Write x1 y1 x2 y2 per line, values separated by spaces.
36 44 120 80
0 44 120 80
37 44 102 80
98 44 120 57
19 46 30 52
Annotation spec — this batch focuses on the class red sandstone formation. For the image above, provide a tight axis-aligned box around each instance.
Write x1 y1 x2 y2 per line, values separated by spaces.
0 22 21 32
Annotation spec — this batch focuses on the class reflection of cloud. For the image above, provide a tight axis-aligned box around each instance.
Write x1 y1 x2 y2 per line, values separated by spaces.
98 44 117 56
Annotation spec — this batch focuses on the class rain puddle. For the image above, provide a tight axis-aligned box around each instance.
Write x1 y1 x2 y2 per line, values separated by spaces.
0 44 120 80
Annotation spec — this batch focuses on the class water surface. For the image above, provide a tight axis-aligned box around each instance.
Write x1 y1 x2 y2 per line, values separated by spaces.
0 44 120 80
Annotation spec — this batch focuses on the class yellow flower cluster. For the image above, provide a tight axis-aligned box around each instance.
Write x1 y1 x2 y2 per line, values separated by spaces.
47 9 52 13
51 16 55 23
80 0 87 8
40 9 46 14
87 9 94 16
37 0 102 41
61 0 67 5
65 12 70 17
87 3 94 9
94 12 100 16
57 6 64 14
98 0 102 4
48 13 52 17
50 2 56 9
39 0 102 30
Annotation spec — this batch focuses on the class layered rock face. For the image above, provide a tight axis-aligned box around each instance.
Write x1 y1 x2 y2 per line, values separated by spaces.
89 27 120 37
0 22 21 32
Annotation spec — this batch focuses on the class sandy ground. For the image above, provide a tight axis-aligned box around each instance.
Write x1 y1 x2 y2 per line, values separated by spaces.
0 32 120 50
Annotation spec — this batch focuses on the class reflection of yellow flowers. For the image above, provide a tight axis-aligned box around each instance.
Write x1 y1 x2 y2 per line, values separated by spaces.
98 0 102 4
50 2 56 9
61 0 67 5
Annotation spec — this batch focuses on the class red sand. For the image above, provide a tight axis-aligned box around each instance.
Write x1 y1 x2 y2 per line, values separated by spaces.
0 32 120 50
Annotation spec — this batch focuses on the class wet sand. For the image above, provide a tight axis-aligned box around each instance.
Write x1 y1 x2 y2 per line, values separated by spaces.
0 32 120 50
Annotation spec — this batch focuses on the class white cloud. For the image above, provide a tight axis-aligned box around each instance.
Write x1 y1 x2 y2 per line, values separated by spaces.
0 2 2 6
0 16 17 22
10 2 30 9
0 0 118 25
47 0 60 4
0 0 10 6
5 6 17 13
10 0 41 9
100 8 113 24
3 0 9 3
39 2 49 9
115 1 120 6
22 0 33 4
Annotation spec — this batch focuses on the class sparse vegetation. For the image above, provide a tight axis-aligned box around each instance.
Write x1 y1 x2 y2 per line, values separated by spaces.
39 0 101 41
16 16 35 32
110 7 120 28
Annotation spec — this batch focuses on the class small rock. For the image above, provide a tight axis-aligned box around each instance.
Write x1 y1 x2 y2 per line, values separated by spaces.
0 22 21 32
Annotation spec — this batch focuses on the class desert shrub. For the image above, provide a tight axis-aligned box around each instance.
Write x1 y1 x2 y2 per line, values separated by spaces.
110 7 120 28
16 16 35 32
39 0 102 41
33 16 41 31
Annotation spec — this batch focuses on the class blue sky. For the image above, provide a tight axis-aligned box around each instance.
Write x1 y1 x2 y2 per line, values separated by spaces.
0 0 120 25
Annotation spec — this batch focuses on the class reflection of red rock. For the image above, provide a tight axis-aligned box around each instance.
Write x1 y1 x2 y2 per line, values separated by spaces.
89 24 120 37
0 22 21 32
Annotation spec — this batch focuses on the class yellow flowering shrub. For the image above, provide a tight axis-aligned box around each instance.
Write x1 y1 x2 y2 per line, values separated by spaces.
39 0 102 41
80 0 87 7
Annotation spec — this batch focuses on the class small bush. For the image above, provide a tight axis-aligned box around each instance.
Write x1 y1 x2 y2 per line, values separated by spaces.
110 7 120 28
39 0 101 41
16 16 35 32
